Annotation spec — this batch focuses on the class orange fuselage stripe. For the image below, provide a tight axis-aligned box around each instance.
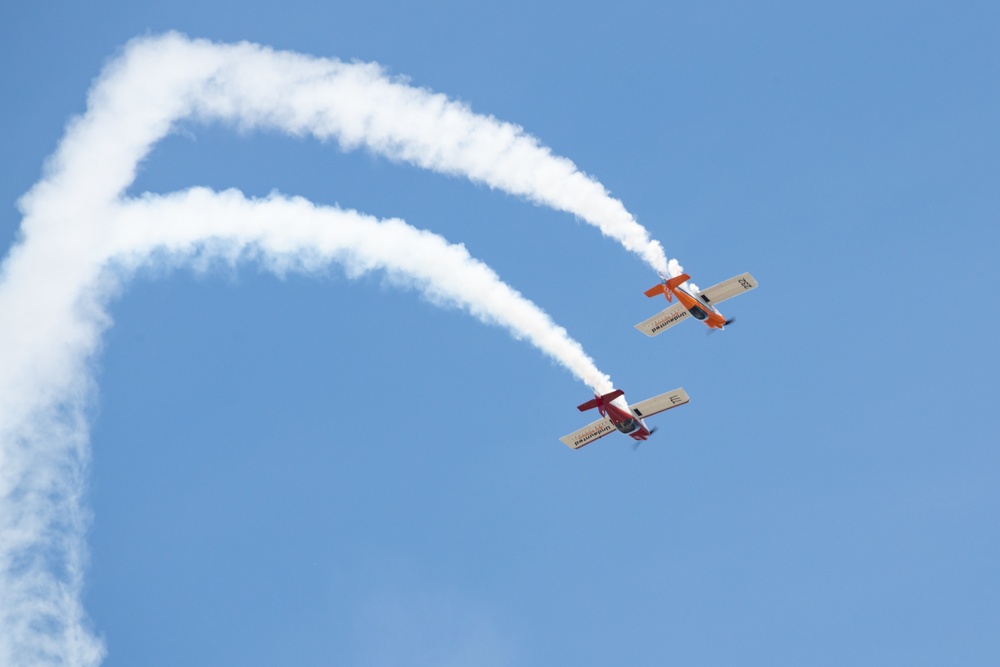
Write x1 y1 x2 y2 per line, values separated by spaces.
671 288 726 329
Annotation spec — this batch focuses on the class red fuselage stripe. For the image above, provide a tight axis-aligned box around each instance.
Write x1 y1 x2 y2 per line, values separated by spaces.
603 402 650 441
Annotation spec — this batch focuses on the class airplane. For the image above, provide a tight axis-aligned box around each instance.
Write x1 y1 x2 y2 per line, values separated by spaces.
560 387 689 449
635 272 758 336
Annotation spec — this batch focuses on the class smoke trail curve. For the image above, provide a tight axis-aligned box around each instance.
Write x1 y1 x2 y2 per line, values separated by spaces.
0 33 630 665
111 188 615 394
24 32 675 274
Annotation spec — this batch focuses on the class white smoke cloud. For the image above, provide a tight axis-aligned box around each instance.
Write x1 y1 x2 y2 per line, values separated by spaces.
0 33 646 664
33 32 673 274
110 187 616 394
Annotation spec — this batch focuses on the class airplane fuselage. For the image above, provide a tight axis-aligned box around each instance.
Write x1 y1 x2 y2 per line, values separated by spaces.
672 286 728 329
602 400 652 441
562 387 691 449
639 272 756 337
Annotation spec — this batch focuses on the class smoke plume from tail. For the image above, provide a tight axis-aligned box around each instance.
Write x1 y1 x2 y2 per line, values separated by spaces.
35 32 674 273
0 33 635 664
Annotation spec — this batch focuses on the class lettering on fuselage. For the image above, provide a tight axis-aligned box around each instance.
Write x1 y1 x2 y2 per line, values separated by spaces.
650 310 689 334
573 422 615 447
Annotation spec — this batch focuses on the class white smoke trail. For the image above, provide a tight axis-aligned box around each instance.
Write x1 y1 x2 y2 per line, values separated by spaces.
0 33 626 665
110 188 616 394
48 32 674 274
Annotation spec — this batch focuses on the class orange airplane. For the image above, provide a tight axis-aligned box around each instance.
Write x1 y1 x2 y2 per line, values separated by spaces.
635 272 757 336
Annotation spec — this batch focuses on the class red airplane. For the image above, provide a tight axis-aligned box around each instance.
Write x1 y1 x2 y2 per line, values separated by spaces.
560 387 689 449
635 272 758 336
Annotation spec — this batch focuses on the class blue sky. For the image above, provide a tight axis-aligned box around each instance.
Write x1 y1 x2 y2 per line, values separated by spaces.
1 1 998 665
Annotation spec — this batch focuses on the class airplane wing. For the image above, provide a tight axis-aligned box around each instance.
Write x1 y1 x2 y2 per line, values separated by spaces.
630 387 690 418
560 416 616 449
634 302 690 337
695 272 758 306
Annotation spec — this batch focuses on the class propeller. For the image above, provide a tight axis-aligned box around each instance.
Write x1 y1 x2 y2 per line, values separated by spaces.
707 317 736 336
631 426 657 452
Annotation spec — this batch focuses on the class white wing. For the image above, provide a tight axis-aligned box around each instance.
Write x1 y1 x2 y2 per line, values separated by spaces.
634 302 690 337
630 388 690 419
560 416 616 449
695 272 758 306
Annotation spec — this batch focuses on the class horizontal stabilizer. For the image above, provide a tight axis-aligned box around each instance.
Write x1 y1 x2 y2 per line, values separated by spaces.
696 272 757 306
643 273 690 300
634 302 690 337
560 416 616 449
577 389 625 412
666 273 690 291
630 388 690 419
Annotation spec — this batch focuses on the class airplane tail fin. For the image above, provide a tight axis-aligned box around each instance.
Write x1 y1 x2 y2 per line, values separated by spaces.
643 283 666 298
577 389 625 412
667 273 690 291
644 273 690 301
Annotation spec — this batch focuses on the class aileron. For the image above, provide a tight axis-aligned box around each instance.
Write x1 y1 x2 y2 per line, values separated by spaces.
560 416 616 449
631 388 690 418
697 272 758 306
634 302 689 337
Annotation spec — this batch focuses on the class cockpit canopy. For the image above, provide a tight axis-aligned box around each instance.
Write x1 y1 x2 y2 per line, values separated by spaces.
615 418 640 434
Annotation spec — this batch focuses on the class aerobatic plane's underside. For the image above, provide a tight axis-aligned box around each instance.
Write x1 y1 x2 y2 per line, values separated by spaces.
636 272 757 336
560 388 690 449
